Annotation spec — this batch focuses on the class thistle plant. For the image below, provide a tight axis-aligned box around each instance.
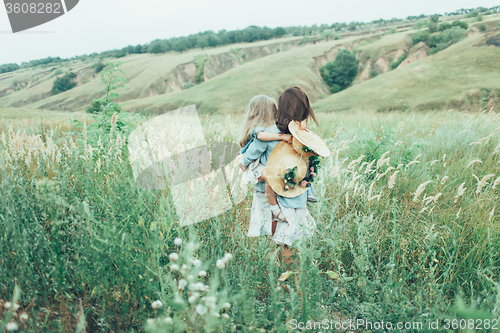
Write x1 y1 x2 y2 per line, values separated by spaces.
145 234 233 333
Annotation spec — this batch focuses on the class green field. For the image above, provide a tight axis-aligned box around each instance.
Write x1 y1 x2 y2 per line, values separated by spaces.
1 109 500 332
2 11 500 333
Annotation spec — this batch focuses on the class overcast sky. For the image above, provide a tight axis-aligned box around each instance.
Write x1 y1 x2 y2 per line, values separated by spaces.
0 0 498 64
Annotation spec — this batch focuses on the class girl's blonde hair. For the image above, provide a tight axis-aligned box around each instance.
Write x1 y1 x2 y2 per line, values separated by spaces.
238 95 278 147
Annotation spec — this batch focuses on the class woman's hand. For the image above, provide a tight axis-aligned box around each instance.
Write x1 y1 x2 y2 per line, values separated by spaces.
299 120 307 130
279 134 293 143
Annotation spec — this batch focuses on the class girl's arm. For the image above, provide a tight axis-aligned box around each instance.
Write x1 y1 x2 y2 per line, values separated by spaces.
239 138 267 167
256 132 292 143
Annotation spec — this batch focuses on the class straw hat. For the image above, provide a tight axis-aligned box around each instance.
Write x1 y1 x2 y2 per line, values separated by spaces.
267 141 309 198
292 136 314 159
288 121 331 157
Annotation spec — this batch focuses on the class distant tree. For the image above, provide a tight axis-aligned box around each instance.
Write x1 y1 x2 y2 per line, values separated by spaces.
207 34 221 47
429 14 441 23
196 36 209 49
187 35 199 49
428 23 438 33
428 27 466 50
92 61 106 73
172 38 189 52
465 10 479 18
273 27 286 38
52 72 77 95
112 49 127 58
451 20 469 29
0 63 20 74
412 30 431 45
148 40 171 54
121 45 136 55
134 44 143 53
320 49 359 93
86 99 122 114
438 22 452 31
148 41 163 54
347 22 357 31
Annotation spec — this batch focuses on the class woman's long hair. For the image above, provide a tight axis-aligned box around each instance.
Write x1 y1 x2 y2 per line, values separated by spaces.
276 87 318 134
238 95 278 147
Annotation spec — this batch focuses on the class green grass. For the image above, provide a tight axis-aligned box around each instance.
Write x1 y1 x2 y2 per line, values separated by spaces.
1 109 500 332
314 33 500 113
0 107 82 119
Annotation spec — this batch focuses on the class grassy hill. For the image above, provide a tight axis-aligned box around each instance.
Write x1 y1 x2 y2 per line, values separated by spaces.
121 35 373 115
1 14 500 117
313 30 500 113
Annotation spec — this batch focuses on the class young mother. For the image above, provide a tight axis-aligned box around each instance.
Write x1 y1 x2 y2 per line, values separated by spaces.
239 87 321 272
267 87 320 272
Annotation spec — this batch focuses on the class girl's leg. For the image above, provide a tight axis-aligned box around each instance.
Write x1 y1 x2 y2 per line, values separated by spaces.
265 182 278 206
257 168 266 183
258 169 278 205
260 168 285 221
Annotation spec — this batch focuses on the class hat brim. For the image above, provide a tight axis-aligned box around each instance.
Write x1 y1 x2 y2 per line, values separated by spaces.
289 121 331 157
267 141 309 198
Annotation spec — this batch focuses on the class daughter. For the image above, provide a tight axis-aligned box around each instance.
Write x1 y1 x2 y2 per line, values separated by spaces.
236 95 292 237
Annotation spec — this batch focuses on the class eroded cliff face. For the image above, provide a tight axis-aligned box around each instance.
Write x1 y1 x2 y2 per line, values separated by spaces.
353 37 414 84
164 62 197 94
203 39 301 81
397 42 430 69
204 53 240 80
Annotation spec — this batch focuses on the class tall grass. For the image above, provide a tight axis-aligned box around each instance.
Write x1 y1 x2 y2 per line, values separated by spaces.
1 109 499 332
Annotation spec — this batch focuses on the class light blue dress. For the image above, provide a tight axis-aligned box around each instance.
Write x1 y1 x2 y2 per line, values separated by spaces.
240 124 315 208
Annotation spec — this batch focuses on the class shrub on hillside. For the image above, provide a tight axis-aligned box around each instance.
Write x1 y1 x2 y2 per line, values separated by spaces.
412 30 430 45
194 54 207 84
386 27 397 35
86 99 122 114
429 14 440 23
438 22 452 31
479 24 487 32
390 53 408 70
452 20 469 30
51 72 77 95
320 49 359 94
92 61 106 73
428 23 438 33
476 14 484 22
183 81 196 89
428 27 466 54
465 10 479 18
